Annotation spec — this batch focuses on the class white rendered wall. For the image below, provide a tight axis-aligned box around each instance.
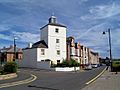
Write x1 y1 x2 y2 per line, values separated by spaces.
80 49 83 64
37 48 49 61
85 48 89 64
90 54 99 64
70 47 75 56
37 61 51 69
19 48 37 68
41 26 48 45
82 47 85 64
48 25 66 64
77 49 80 57
40 25 66 64
82 47 88 65
18 48 51 69
55 67 80 71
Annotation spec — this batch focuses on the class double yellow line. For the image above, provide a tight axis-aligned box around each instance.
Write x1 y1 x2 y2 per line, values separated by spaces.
86 67 107 85
0 74 37 88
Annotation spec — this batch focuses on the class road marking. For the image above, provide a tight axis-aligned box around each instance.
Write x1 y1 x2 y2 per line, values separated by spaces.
86 67 107 85
0 74 37 88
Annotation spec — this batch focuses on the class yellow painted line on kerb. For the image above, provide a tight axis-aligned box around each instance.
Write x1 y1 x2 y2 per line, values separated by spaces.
86 67 107 85
0 74 37 89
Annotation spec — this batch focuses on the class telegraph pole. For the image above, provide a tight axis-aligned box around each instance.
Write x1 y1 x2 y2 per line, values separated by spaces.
13 36 16 61
103 28 112 71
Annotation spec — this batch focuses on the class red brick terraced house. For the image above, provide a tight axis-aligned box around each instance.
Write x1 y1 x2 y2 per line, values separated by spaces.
0 45 23 64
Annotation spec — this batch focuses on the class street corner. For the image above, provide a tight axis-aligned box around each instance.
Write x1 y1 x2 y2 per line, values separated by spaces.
0 74 37 89
0 73 17 81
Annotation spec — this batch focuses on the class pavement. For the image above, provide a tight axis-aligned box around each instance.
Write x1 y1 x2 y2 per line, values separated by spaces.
0 71 31 84
82 69 120 90
0 70 37 89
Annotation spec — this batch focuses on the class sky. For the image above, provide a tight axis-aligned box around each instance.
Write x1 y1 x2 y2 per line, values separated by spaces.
0 0 120 58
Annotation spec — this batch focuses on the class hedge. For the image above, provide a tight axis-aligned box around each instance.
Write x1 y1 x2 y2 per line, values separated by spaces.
4 61 17 73
54 59 80 67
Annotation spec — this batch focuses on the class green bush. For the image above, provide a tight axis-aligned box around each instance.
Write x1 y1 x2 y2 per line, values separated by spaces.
4 61 17 73
0 70 7 75
112 61 120 67
61 60 69 67
55 59 80 67
68 59 80 67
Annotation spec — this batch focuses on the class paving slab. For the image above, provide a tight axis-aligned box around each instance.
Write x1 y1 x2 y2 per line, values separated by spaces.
82 70 120 90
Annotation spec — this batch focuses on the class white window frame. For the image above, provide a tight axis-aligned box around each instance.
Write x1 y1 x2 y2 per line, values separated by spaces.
57 50 60 55
41 49 45 55
57 60 60 64
55 28 59 33
56 39 60 43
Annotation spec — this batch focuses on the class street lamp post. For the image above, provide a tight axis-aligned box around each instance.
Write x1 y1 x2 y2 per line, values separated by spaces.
108 29 112 63
13 36 16 61
103 28 112 71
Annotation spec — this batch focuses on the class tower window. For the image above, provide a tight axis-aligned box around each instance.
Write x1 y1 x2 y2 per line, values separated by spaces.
57 60 60 64
57 50 60 55
56 39 60 43
41 49 45 55
55 28 59 33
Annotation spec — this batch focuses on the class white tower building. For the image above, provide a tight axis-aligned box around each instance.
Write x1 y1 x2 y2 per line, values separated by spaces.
40 16 67 64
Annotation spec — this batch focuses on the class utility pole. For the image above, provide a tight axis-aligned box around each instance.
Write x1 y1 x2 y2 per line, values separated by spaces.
108 29 112 63
103 28 112 71
13 36 16 61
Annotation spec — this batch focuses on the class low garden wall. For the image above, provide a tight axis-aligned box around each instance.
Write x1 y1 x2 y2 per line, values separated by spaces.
54 67 80 71
0 73 17 80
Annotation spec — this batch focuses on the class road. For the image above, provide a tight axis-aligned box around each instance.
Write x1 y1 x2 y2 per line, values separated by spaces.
1 66 105 90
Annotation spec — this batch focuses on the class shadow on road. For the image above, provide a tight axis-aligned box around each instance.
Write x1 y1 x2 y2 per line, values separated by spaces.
28 85 59 90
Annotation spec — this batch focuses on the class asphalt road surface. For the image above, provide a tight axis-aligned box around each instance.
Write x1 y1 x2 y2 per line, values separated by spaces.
0 66 106 90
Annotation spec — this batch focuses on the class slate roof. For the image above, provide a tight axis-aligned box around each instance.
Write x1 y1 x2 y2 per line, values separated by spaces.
90 51 98 55
67 36 74 43
0 47 22 53
32 40 48 48
40 23 66 30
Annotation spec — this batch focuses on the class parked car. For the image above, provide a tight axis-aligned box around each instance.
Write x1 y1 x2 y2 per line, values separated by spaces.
98 64 102 67
85 64 92 70
91 64 98 68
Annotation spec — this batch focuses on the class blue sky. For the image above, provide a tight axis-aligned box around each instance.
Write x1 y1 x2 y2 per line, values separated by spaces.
0 0 120 58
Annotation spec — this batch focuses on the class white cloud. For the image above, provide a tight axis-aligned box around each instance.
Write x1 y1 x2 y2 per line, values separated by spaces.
76 22 106 39
0 24 11 32
0 0 31 3
73 22 112 57
1 12 42 33
81 3 120 20
78 0 89 4
0 0 120 58
0 34 13 41
111 28 120 47
0 31 40 43
12 31 40 43
76 27 120 58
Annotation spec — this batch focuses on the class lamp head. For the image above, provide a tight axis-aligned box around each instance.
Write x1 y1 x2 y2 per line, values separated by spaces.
103 32 106 34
